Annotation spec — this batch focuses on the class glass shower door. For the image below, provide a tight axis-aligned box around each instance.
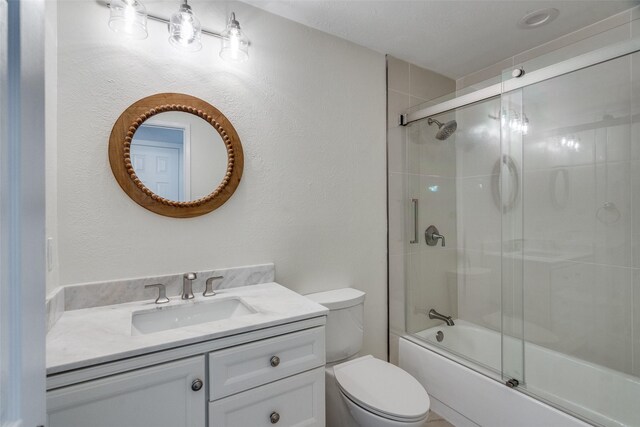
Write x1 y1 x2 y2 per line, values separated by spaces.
499 87 525 387
501 48 639 426
404 96 505 380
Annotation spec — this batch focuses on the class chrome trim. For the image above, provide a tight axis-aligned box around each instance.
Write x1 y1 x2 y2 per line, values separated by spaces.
191 378 203 391
403 38 640 125
144 284 170 304
182 272 197 300
98 0 251 44
428 309 455 326
425 225 445 247
204 275 223 297
404 83 501 125
409 198 419 244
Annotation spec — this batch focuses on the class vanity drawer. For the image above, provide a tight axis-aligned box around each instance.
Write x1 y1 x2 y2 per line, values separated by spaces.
209 366 324 427
208 326 325 400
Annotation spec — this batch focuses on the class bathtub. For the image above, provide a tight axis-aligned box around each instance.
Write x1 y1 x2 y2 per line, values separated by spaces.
399 320 640 427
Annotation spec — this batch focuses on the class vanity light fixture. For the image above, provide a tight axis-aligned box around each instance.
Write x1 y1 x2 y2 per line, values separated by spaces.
105 1 250 62
169 0 202 52
219 12 249 62
108 0 148 40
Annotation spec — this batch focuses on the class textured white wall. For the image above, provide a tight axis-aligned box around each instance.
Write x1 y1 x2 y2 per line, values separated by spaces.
45 0 59 294
54 1 387 358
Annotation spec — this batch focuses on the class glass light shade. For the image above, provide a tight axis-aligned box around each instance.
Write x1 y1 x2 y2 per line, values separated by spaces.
169 3 202 52
108 0 148 40
220 13 249 62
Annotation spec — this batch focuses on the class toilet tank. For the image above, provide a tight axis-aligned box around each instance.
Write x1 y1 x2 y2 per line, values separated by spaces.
306 288 365 363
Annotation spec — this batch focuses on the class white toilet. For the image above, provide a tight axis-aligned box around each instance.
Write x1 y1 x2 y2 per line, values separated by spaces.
307 288 430 427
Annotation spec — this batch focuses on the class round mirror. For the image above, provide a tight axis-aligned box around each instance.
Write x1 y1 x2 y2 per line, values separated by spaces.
131 111 228 202
109 93 243 218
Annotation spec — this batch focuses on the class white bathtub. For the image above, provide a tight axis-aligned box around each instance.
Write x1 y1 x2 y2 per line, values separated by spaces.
400 320 640 427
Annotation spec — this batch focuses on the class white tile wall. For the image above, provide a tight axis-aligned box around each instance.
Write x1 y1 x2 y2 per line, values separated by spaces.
386 56 456 350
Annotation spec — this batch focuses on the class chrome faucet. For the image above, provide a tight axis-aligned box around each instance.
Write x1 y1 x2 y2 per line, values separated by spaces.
182 272 197 300
429 309 455 326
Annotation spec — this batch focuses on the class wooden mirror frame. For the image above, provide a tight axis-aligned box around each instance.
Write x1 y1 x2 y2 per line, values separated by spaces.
109 93 243 218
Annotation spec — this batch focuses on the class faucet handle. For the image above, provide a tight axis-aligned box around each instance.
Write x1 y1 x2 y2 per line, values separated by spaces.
425 225 446 247
145 284 170 304
204 276 224 297
184 272 197 280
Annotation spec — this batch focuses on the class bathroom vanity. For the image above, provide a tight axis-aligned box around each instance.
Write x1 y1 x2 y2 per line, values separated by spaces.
46 281 328 427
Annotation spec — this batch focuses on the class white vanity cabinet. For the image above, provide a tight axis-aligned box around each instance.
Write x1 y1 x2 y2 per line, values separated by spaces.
208 327 325 426
47 324 326 427
47 355 206 427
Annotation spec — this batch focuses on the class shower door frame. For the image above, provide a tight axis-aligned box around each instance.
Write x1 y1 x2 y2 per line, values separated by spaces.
399 37 640 126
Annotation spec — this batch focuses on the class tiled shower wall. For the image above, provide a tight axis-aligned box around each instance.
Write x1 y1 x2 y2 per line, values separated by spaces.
387 57 456 364
388 6 640 375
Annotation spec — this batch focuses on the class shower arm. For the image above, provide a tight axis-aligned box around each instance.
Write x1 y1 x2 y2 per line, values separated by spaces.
427 118 444 128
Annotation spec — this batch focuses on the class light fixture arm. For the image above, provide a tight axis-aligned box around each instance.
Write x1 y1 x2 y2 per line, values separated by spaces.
100 0 250 44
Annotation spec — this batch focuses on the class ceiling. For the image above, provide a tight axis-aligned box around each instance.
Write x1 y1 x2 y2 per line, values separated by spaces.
244 1 638 79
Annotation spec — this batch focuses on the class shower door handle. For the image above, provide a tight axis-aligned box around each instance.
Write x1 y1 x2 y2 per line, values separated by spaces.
410 199 419 244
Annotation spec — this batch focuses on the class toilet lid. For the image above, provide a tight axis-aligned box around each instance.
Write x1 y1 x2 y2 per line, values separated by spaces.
334 355 430 422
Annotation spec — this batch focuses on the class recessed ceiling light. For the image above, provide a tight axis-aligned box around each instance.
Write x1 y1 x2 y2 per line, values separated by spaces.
518 8 559 29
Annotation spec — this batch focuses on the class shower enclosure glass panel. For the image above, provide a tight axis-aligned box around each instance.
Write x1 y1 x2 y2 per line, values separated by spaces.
403 39 640 427
500 88 525 386
501 49 640 427
405 97 505 379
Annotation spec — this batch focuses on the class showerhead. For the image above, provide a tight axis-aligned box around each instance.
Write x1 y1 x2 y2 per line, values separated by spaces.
427 118 457 140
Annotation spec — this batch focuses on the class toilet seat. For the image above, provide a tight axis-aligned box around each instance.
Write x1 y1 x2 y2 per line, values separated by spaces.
333 355 430 423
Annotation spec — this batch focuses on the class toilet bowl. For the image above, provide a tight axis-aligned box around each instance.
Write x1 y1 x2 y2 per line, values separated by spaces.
333 355 430 427
307 288 430 427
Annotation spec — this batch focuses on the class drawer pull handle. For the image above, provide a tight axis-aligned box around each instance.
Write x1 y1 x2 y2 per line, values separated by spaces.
191 379 203 391
270 356 280 367
270 411 280 424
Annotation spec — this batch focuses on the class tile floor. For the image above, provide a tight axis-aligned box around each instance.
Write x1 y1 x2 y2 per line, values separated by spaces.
426 411 455 426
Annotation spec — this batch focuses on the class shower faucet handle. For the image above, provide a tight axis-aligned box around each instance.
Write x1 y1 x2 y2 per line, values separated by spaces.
425 225 445 247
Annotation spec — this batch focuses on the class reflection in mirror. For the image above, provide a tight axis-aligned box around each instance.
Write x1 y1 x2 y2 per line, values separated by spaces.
130 111 228 202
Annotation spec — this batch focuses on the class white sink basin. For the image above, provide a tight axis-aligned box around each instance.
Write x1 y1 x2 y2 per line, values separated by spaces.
131 297 257 335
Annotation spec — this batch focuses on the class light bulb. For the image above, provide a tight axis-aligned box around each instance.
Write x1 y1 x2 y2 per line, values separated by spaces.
220 12 249 62
108 0 148 39
169 1 202 51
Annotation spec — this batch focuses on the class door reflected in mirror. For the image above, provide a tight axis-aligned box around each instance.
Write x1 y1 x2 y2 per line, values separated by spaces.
130 111 228 202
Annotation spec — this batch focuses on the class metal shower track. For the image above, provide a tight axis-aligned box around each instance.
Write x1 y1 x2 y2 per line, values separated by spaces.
400 37 640 126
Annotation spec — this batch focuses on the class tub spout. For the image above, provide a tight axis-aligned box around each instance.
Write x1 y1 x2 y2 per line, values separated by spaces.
429 309 455 326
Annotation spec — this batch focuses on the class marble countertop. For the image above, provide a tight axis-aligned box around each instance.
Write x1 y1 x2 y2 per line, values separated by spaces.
47 282 328 375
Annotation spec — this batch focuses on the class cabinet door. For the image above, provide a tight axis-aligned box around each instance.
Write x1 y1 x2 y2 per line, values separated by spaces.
47 355 206 427
210 367 325 427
